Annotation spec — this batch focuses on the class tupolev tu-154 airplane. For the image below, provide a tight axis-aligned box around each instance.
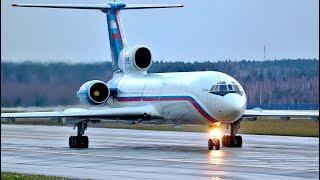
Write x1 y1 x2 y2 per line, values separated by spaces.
2 1 319 150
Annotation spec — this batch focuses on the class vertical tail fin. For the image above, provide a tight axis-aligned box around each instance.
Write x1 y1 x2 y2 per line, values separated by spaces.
104 8 126 73
102 2 183 74
11 2 183 74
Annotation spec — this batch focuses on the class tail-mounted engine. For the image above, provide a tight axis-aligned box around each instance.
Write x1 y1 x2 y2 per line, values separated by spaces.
77 80 110 105
123 45 152 73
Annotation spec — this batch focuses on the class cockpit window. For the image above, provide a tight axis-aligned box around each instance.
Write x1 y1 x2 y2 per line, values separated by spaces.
219 84 227 91
209 81 243 96
210 85 217 92
214 85 219 91
233 85 240 91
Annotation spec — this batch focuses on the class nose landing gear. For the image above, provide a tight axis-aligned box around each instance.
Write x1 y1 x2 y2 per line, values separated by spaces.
207 121 243 150
208 123 222 150
208 138 220 150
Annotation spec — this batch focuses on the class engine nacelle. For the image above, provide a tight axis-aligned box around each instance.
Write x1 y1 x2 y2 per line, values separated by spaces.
125 46 153 72
77 80 110 105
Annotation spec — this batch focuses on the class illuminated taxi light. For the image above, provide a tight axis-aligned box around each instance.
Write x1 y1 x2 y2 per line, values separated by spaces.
214 122 221 126
209 128 223 139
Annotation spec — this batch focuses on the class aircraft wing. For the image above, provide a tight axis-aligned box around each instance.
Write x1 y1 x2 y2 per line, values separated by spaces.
1 105 161 121
242 109 319 120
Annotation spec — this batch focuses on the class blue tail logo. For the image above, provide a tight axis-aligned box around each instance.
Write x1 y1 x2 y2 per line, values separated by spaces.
104 2 127 73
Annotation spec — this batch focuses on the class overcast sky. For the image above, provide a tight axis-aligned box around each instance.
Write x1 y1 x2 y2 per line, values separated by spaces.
1 0 319 63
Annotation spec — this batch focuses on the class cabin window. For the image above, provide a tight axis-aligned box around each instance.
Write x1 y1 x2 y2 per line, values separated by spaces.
227 84 233 91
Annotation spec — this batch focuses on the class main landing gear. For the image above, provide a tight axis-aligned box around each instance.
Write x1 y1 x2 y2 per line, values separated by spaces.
222 135 242 147
69 121 89 148
222 121 242 148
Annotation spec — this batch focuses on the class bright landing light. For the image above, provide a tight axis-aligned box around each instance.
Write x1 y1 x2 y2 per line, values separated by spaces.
209 127 223 139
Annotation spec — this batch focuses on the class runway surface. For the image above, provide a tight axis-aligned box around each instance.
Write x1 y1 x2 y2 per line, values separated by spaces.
1 124 319 180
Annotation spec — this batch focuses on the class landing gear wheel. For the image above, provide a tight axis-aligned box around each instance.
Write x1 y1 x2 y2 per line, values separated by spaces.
208 139 214 150
234 135 242 147
69 136 76 148
69 136 89 148
81 136 89 148
222 135 242 147
208 138 220 150
213 139 220 150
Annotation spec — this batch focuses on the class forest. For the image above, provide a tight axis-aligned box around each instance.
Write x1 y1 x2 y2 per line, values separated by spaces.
1 59 319 108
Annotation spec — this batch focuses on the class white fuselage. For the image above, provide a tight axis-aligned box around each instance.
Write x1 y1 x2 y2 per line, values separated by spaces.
106 71 247 124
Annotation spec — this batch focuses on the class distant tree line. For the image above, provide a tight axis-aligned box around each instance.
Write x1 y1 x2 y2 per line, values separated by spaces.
1 59 319 107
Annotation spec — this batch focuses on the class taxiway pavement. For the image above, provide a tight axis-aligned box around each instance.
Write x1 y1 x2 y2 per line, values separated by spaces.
1 124 319 180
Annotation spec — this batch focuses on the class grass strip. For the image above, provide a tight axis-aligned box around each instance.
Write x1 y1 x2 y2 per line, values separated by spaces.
1 172 74 180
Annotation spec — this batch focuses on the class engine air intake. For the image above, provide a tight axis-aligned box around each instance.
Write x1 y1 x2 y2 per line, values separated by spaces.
134 47 152 69
89 82 109 103
77 80 110 105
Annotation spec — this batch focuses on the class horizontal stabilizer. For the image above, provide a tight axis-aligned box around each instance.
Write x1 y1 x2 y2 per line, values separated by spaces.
123 4 183 9
11 3 183 10
12 3 111 10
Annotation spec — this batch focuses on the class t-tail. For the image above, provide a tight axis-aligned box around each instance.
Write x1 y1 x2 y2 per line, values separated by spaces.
12 1 183 74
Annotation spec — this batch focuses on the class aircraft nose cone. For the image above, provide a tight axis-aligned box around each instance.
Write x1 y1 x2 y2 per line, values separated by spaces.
218 94 246 122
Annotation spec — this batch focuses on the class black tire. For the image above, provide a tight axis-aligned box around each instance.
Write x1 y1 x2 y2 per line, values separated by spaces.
214 139 220 150
208 139 214 150
82 136 89 148
235 135 242 148
221 135 242 148
75 136 88 148
69 136 89 148
69 136 76 148
230 136 235 147
69 136 72 148
77 136 82 148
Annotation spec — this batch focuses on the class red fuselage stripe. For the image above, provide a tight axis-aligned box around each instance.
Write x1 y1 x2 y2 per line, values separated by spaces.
116 97 217 123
